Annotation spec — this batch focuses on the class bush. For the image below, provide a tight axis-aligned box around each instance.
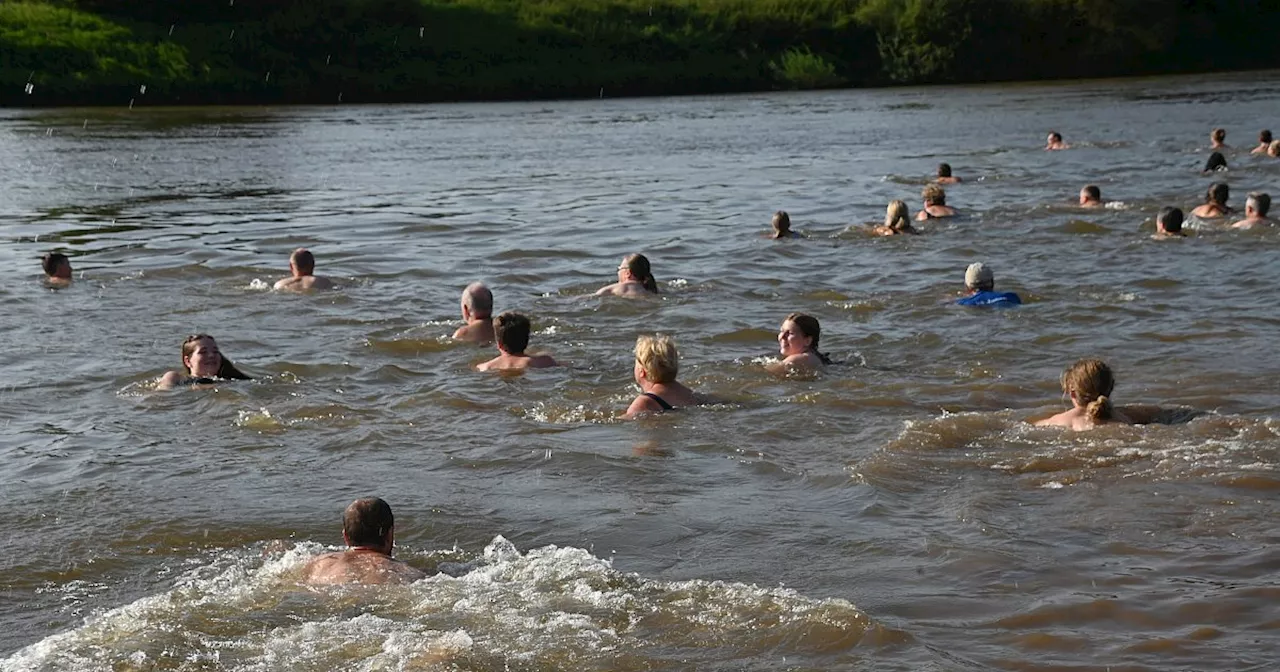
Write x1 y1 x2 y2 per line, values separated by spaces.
771 46 845 89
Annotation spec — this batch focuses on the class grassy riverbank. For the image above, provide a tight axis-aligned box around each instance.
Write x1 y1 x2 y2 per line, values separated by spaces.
3 0 1276 106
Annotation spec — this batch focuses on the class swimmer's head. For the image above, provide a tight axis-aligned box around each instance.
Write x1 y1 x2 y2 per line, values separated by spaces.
41 252 71 279
1079 185 1101 205
1269 140 1280 158
1211 127 1226 145
1205 182 1229 206
885 200 909 230
1203 152 1227 173
1061 358 1115 423
1156 206 1184 234
461 282 493 320
771 211 791 237
289 248 316 275
493 311 531 355
922 184 946 206
780 312 820 354
1260 130 1273 145
964 262 994 292
937 162 952 178
620 253 658 293
1047 132 1063 144
180 334 251 380
634 334 678 384
1246 192 1271 218
342 497 395 551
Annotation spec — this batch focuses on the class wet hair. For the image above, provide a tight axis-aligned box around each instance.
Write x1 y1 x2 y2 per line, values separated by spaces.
1211 128 1226 144
621 253 658 294
41 252 70 277
181 334 251 380
1269 140 1280 158
342 497 394 548
783 312 832 365
1081 185 1101 201
771 211 791 238
1260 130 1272 144
462 282 493 319
1246 192 1271 217
922 184 946 206
1156 206 1184 233
885 200 910 231
1203 152 1227 172
937 162 952 178
635 334 678 384
1061 358 1115 424
1048 132 1063 143
290 248 315 274
1205 182 1229 206
493 311 531 354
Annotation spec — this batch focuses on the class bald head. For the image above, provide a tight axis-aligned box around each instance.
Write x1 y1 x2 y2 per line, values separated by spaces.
342 497 394 549
290 248 316 275
461 282 493 320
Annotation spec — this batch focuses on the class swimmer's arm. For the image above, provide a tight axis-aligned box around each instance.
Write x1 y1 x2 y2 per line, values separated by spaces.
157 371 184 390
272 277 294 290
623 395 661 419
594 283 620 296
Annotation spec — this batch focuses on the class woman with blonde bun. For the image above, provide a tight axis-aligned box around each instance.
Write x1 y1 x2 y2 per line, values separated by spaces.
873 200 919 236
1035 358 1166 430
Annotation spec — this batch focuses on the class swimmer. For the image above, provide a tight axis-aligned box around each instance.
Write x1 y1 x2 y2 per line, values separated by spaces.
915 184 957 221
453 282 495 343
1078 185 1103 208
41 252 72 286
476 312 558 371
766 313 832 373
624 334 700 417
1035 358 1162 431
1230 192 1272 230
1189 182 1231 219
1269 140 1280 158
596 253 659 297
157 334 252 389
273 248 334 291
770 210 802 239
1153 206 1186 239
935 162 961 184
1210 127 1227 150
1045 132 1069 150
1202 151 1227 173
872 200 919 236
956 262 1022 307
1251 130 1272 154
301 497 425 586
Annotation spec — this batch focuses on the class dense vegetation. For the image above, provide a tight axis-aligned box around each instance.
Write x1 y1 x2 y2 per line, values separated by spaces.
2 0 1277 106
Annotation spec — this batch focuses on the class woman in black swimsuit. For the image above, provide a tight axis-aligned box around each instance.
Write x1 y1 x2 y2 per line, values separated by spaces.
624 334 701 418
157 334 252 389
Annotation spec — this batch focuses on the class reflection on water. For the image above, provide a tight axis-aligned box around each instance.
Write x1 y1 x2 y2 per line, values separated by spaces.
3 70 1280 670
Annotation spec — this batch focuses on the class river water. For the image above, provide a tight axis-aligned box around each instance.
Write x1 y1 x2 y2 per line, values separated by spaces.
2 71 1279 671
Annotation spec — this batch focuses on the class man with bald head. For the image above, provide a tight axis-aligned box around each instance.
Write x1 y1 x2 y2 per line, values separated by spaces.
274 248 334 291
301 497 425 585
453 282 495 343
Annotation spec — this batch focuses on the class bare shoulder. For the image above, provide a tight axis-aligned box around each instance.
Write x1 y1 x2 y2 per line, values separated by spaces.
475 357 498 371
273 277 298 291
157 370 184 390
595 283 620 296
1033 410 1072 427
624 394 661 418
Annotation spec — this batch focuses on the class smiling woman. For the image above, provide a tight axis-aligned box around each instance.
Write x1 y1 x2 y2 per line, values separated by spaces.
156 334 251 389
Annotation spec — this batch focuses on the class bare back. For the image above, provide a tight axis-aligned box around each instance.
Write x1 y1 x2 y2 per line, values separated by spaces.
596 280 654 297
275 275 334 291
453 320 495 344
477 352 558 371
301 550 425 585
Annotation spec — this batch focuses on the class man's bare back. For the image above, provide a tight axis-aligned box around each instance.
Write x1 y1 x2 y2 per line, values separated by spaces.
274 275 334 291
302 549 425 585
453 320 495 343
476 352 558 371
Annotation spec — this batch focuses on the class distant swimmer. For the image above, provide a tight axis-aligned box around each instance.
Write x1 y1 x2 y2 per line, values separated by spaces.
596 253 659 297
273 248 334 291
1078 185 1104 208
935 162 961 184
453 282 495 343
767 313 832 374
301 497 425 586
1210 127 1227 150
1035 358 1163 431
769 210 802 239
874 200 920 236
1202 151 1227 173
956 262 1021 307
1190 182 1231 219
1251 130 1272 155
1269 140 1280 158
1045 132 1069 151
915 184 957 221
476 312 558 371
624 334 700 417
1153 206 1186 239
41 252 72 286
157 334 252 389
1230 192 1272 230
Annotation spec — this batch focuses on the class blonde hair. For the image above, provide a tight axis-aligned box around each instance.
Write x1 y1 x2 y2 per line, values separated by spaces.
635 334 678 384
1268 140 1280 158
884 200 910 231
771 210 791 237
922 184 946 205
1061 358 1115 424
